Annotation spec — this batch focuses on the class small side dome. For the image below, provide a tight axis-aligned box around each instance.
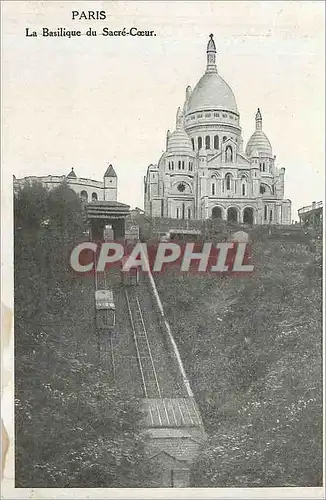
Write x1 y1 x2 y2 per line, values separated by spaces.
167 107 194 156
167 129 194 155
245 108 272 157
67 167 77 178
246 131 272 157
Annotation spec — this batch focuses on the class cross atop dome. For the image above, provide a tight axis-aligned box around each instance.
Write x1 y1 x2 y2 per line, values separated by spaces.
206 33 217 73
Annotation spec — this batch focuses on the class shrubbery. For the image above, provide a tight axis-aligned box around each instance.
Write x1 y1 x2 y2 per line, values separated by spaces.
14 183 156 487
156 237 323 487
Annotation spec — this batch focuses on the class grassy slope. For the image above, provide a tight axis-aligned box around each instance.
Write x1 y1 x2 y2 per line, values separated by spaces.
155 234 323 487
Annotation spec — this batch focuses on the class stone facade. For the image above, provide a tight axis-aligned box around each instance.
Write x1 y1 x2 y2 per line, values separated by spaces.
144 34 291 224
13 164 118 203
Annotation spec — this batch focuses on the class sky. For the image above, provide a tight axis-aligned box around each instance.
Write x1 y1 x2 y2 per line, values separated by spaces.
2 0 325 219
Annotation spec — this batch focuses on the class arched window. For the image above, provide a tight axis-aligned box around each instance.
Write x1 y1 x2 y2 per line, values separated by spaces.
80 190 88 202
178 161 181 170
198 136 203 150
225 174 232 191
188 208 191 219
176 208 180 219
242 184 246 196
260 185 266 195
205 135 210 149
262 162 266 172
171 161 174 170
259 163 262 171
264 205 267 221
214 135 219 149
211 175 217 196
270 209 273 222
223 136 227 142
182 161 185 170
189 162 192 171
191 138 195 150
92 192 98 201
225 145 233 162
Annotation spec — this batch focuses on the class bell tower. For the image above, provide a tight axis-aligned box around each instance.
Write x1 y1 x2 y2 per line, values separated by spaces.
103 164 117 201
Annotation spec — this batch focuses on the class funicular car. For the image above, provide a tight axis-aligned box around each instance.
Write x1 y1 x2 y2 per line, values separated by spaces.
95 289 116 329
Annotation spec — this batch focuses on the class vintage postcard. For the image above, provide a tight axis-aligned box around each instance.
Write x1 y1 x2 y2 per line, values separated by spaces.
1 1 324 498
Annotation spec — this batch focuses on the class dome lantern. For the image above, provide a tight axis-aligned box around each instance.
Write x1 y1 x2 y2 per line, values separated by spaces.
255 108 262 131
176 106 183 129
206 33 217 74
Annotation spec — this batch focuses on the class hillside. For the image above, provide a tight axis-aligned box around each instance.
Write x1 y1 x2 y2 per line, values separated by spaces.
14 185 322 487
155 232 323 486
14 183 158 487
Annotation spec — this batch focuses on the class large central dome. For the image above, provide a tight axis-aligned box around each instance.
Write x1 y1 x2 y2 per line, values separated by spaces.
185 34 238 115
186 72 238 114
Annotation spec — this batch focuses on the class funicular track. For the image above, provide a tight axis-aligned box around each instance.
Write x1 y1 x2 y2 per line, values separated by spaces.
125 289 162 399
93 252 203 430
124 287 201 428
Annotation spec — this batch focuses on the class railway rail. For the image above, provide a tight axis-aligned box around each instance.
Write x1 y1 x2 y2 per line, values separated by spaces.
125 288 179 427
125 289 162 398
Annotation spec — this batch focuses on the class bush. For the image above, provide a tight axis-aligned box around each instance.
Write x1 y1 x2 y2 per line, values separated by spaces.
14 182 156 487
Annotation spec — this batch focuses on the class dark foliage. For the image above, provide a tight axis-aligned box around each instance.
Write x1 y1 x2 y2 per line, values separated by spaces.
14 183 156 487
156 236 323 487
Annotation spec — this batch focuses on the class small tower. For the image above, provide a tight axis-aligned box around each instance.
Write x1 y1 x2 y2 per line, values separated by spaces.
103 164 117 201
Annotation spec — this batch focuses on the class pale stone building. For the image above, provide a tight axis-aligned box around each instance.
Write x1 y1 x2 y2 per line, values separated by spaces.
14 164 118 202
144 34 291 224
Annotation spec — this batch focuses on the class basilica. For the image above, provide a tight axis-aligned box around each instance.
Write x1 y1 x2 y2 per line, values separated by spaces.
144 34 291 224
